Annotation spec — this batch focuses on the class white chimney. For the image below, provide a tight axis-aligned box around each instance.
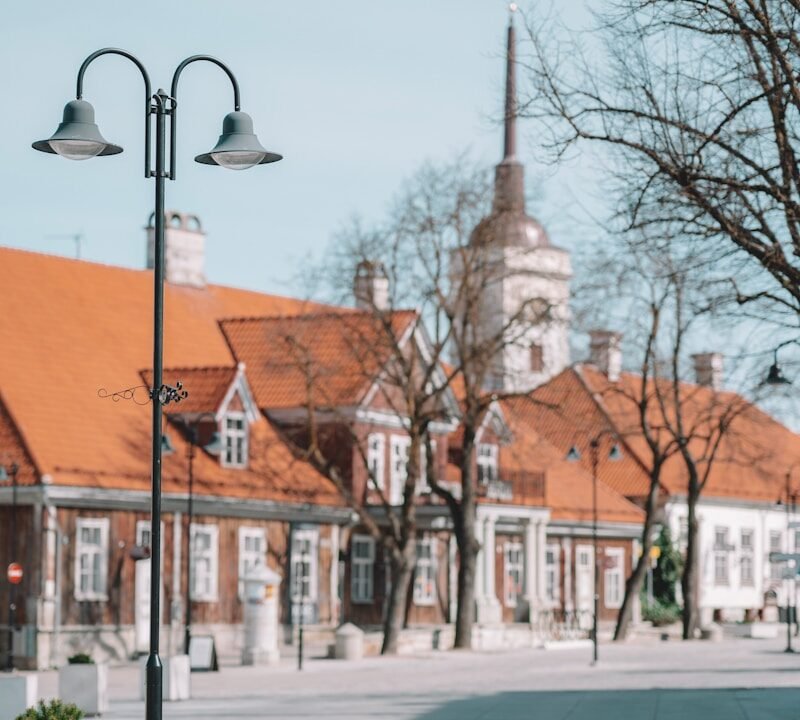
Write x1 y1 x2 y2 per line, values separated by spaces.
354 260 389 311
589 330 623 382
146 211 206 288
692 352 724 390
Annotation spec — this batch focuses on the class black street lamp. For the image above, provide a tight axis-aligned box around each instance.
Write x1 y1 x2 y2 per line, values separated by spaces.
779 467 798 654
33 48 281 720
2 463 19 672
173 414 222 655
566 435 621 666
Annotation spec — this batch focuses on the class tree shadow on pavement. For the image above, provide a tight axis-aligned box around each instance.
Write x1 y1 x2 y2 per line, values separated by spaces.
413 688 799 720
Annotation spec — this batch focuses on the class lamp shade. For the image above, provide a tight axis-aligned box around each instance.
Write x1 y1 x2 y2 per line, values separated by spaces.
161 434 176 456
203 431 224 456
195 111 282 170
32 100 122 160
766 362 791 386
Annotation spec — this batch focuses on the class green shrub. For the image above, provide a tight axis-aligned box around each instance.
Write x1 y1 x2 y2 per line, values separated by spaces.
15 699 84 720
642 598 682 627
66 652 93 664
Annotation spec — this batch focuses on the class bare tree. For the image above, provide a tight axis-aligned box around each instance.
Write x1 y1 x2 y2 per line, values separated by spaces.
519 0 800 327
577 236 755 639
299 158 558 649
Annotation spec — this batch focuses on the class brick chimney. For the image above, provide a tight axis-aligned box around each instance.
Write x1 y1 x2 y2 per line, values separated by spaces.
692 352 723 390
354 260 389 311
146 211 206 288
589 330 623 382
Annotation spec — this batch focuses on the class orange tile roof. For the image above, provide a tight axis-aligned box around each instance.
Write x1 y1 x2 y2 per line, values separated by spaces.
526 370 652 497
0 247 339 504
499 395 645 524
220 311 418 409
531 364 800 504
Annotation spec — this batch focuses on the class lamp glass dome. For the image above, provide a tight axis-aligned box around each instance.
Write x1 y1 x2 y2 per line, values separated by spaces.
195 111 282 169
32 99 122 160
210 150 266 171
0 466 7 481
49 139 106 161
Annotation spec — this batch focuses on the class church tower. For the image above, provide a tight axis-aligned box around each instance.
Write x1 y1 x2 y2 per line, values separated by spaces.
464 11 572 393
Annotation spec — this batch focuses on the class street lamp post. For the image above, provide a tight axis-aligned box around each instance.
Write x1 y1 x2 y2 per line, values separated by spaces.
567 435 621 666
2 463 19 671
782 469 797 653
765 346 799 652
33 49 281 720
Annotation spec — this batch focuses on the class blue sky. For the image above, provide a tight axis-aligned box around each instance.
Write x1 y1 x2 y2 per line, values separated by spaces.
2 0 595 296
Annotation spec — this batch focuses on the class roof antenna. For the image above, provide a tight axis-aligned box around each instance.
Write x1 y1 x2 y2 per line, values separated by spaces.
45 231 84 259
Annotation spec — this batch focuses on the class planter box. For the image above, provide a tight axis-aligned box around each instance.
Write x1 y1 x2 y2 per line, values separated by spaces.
58 663 109 716
0 673 37 720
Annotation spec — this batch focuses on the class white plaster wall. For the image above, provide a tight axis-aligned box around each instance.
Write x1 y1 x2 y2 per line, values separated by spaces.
500 246 571 392
665 499 798 620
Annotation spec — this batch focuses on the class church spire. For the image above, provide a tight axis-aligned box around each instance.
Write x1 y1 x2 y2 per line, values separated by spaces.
493 5 525 213
503 7 518 160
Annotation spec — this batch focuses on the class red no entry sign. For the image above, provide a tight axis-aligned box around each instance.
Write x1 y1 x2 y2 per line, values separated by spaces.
7 563 23 585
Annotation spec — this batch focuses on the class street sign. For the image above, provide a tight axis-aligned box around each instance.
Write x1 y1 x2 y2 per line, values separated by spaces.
7 563 23 585
768 552 800 563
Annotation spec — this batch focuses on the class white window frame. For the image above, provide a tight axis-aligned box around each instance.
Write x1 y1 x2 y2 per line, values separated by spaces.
366 433 386 491
740 529 755 587
477 444 498 485
389 435 411 505
75 518 109 601
545 543 561 606
190 523 219 602
413 535 437 606
291 528 319 605
575 544 595 614
713 527 730 586
238 526 267 599
221 411 248 468
351 534 376 604
603 547 625 609
504 541 524 608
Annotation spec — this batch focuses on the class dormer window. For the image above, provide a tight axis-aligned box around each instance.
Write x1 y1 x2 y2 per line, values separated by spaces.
222 412 248 468
477 443 498 485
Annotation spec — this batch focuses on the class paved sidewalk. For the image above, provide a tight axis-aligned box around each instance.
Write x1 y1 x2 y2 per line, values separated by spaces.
35 636 800 719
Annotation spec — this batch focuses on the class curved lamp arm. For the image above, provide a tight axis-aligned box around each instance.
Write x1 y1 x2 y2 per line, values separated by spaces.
169 55 241 180
76 48 153 178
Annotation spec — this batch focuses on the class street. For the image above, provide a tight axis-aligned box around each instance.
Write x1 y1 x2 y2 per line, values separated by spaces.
36 635 800 719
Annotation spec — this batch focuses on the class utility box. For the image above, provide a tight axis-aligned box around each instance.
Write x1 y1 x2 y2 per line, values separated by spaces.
334 623 364 661
241 565 281 666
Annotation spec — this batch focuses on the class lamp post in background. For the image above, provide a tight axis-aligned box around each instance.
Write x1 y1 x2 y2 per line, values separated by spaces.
765 345 798 651
33 48 281 720
174 414 222 655
2 462 19 672
567 435 621 666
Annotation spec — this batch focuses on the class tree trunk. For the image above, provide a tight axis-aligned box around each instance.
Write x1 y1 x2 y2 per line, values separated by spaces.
381 542 415 655
614 479 660 640
681 488 700 640
454 516 478 648
453 426 479 649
